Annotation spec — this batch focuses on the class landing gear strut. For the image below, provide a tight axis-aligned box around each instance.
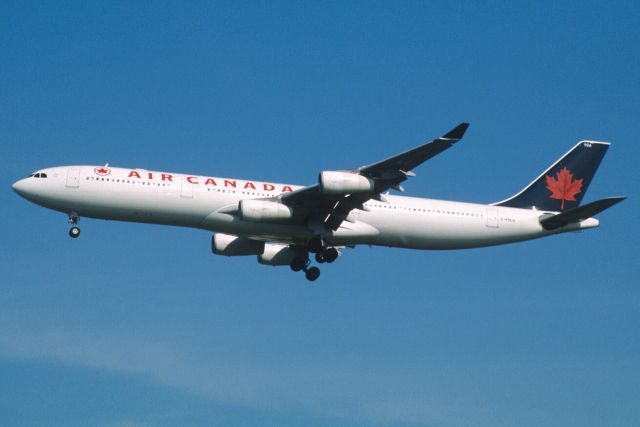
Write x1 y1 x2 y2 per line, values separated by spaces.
308 235 324 253
68 213 80 238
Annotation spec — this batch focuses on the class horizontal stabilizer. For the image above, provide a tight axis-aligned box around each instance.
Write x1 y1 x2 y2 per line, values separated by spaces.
539 196 626 230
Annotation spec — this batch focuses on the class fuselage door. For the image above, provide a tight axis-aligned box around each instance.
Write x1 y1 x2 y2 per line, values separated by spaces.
66 168 80 188
486 206 499 228
181 176 193 198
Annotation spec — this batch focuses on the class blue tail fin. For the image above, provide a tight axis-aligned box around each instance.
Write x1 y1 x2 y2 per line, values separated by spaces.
495 141 610 211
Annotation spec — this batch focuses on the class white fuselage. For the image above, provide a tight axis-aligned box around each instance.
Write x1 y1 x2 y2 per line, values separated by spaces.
12 165 598 249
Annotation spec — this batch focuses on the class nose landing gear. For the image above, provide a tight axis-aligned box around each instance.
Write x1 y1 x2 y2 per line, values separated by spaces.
68 213 80 238
69 226 80 238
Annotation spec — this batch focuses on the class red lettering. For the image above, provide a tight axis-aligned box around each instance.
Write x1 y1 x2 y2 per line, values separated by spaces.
263 183 275 191
244 182 256 190
187 176 199 184
148 172 153 179
282 185 293 193
204 178 217 186
128 171 141 179
224 179 236 188
161 174 173 182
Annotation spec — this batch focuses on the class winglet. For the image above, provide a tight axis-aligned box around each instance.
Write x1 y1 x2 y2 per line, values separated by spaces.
442 123 470 141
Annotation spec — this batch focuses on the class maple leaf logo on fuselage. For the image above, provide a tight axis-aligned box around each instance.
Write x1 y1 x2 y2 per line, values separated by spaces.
545 166 583 210
94 167 111 176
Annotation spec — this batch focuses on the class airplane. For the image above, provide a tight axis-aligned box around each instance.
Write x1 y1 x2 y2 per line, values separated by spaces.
12 123 625 281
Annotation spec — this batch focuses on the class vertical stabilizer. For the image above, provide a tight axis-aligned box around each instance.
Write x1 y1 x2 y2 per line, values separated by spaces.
494 141 609 211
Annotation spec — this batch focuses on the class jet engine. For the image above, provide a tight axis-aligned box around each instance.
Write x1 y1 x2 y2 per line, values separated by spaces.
212 233 264 256
239 199 294 223
258 243 297 266
319 171 374 195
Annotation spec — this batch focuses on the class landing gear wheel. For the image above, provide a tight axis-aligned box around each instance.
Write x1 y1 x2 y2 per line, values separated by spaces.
323 247 339 263
305 266 320 282
315 252 325 263
290 257 307 272
69 226 80 238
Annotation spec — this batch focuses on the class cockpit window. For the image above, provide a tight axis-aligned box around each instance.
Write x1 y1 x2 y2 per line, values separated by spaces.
34 173 41 178
40 173 47 178
32 173 48 178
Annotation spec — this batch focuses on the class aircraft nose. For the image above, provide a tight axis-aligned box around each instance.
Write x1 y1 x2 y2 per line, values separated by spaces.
12 178 28 196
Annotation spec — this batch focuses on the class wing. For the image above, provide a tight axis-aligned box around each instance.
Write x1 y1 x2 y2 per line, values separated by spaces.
358 122 469 191
279 123 469 231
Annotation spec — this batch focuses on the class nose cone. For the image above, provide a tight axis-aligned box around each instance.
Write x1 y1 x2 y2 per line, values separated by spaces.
12 178 29 197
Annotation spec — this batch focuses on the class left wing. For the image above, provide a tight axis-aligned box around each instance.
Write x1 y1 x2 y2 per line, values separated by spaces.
278 123 470 231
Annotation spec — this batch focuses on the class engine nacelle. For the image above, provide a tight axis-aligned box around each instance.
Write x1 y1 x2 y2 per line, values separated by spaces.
319 171 374 195
258 243 297 266
212 233 264 256
239 199 294 223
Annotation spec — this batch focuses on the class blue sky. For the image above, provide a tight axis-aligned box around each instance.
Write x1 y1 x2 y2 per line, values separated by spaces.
1 1 639 426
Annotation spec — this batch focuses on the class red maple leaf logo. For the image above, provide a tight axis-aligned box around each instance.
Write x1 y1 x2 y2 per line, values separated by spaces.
94 167 111 176
545 166 583 210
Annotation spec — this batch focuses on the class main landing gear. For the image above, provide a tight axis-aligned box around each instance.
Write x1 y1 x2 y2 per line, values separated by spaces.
289 236 339 282
315 247 339 264
289 256 321 282
305 266 321 281
68 213 80 238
